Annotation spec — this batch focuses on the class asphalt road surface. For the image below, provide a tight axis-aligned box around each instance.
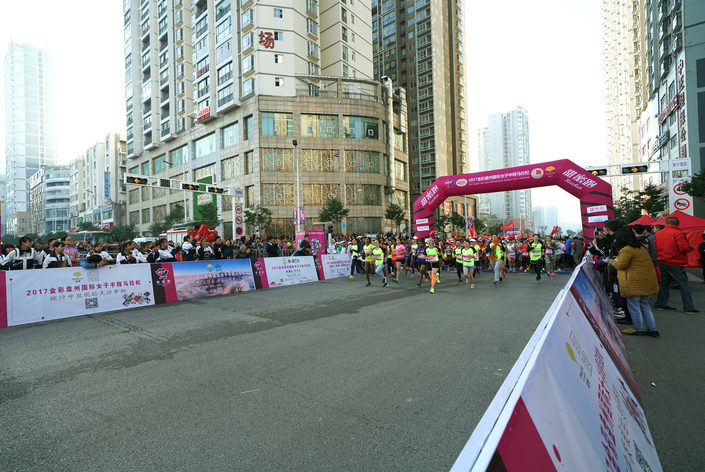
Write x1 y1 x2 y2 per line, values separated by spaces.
1 268 703 471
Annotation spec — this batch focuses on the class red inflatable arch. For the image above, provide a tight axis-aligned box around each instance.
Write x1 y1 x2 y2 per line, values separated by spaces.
413 159 614 241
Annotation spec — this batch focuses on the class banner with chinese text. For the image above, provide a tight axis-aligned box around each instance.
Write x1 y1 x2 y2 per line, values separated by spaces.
254 256 320 289
4 265 154 327
169 259 256 301
318 253 352 280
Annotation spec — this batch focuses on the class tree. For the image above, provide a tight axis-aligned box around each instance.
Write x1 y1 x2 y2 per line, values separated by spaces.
244 205 273 235
197 203 222 231
566 229 577 237
472 217 487 234
486 223 503 236
320 197 350 233
679 170 705 204
636 182 668 217
613 187 641 223
149 204 185 237
110 224 139 243
448 211 466 234
77 221 100 231
384 202 405 233
434 213 450 233
1 235 19 245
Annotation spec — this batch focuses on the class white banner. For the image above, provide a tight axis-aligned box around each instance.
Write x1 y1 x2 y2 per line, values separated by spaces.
259 256 319 288
415 218 429 225
587 214 608 223
5 265 155 327
586 205 607 214
320 253 352 280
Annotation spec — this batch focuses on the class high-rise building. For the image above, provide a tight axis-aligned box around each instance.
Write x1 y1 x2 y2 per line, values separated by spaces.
532 205 558 233
123 0 409 237
29 165 71 235
371 0 468 206
3 42 59 236
68 133 128 231
477 107 532 221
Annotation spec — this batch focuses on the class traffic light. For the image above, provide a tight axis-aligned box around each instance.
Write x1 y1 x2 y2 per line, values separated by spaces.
207 186 225 194
621 165 649 174
590 168 608 177
159 179 171 188
182 183 200 191
126 175 149 185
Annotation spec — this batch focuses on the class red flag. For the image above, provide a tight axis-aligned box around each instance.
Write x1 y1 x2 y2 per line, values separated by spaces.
500 220 515 231
470 227 478 238
550 226 558 236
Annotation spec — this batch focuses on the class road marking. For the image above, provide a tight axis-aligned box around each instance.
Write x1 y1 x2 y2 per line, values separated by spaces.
241 389 260 394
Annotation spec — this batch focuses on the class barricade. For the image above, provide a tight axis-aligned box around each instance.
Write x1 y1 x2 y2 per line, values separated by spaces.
450 261 663 471
0 253 352 328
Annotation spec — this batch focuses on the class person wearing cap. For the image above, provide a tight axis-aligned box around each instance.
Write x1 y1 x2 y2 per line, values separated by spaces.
654 216 699 313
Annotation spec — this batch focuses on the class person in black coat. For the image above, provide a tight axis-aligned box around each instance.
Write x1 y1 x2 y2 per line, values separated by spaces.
223 240 234 259
265 236 280 257
212 237 225 260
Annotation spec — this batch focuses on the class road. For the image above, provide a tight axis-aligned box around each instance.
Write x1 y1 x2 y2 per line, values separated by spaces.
0 268 703 471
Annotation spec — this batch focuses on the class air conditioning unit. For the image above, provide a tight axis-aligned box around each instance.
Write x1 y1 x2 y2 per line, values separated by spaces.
367 128 375 136
274 125 281 132
307 126 314 134
347 128 356 137
326 127 333 134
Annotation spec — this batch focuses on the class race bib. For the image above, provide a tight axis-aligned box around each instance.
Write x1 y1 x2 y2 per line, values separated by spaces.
522 251 529 257
545 249 553 254
531 251 541 258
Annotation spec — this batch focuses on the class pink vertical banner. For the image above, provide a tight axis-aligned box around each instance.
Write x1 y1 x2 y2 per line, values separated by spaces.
254 258 269 289
0 272 7 328
315 255 325 280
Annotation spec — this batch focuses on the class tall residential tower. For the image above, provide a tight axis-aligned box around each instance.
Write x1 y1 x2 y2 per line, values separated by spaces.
3 42 59 236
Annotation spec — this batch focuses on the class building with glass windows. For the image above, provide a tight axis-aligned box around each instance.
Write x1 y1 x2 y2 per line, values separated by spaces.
3 42 59 236
371 0 468 208
29 165 70 235
123 0 409 237
69 133 128 231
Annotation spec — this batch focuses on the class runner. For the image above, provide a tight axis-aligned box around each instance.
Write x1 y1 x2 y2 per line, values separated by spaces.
544 235 558 276
487 235 504 285
462 240 476 288
394 238 406 283
425 238 441 294
349 237 362 279
363 237 375 286
520 239 530 271
472 239 482 278
454 239 464 282
372 239 388 287
529 234 544 281
386 238 395 278
506 238 517 272
409 236 419 278
416 239 429 287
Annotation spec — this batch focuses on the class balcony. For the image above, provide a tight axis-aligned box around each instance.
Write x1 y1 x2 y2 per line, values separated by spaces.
161 121 176 141
140 8 149 22
159 58 168 70
673 33 683 52
144 137 156 150
241 0 253 9
241 11 254 32
160 76 169 89
196 63 210 79
218 70 232 85
218 93 233 108
144 120 153 131
195 5 207 20
141 56 151 71
216 1 231 21
306 0 318 17
197 85 210 99
672 14 682 31
196 24 208 39
141 23 150 40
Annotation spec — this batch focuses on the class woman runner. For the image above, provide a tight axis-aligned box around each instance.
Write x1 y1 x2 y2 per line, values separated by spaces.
363 237 375 286
544 235 558 276
529 234 544 281
372 239 388 287
425 238 441 294
462 240 476 288
394 238 406 283
454 240 464 282
416 239 429 288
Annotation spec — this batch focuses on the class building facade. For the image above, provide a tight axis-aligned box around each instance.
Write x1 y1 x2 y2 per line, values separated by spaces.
69 133 128 231
3 42 59 236
28 165 70 235
123 0 409 237
371 0 468 206
477 107 532 221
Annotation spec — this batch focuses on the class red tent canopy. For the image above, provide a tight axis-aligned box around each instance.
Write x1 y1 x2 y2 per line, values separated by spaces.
629 215 656 225
653 210 705 232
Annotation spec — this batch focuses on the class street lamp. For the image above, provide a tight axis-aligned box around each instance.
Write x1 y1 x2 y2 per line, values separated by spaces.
293 139 300 214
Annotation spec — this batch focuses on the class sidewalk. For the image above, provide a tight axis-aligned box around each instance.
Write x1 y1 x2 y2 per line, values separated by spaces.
624 271 705 471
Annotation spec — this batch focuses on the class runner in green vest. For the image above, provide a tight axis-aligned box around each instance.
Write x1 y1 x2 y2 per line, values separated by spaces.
425 239 441 294
454 240 464 282
372 239 388 287
461 240 476 288
410 237 419 277
363 237 375 286
529 234 544 281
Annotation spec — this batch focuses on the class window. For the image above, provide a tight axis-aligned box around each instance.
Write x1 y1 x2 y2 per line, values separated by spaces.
244 115 253 140
218 62 233 85
170 145 187 166
141 161 150 175
274 8 282 17
153 154 167 174
217 84 233 106
351 32 355 42
215 16 231 43
222 122 239 148
308 41 319 59
342 26 348 42
344 116 379 139
343 45 349 62
194 133 217 158
274 31 284 40
275 77 284 87
307 19 317 36
309 61 320 75
129 165 139 174
216 39 232 63
341 7 347 23
261 113 293 137
242 54 254 73
343 64 349 77
245 153 254 176
302 115 338 138
274 54 284 63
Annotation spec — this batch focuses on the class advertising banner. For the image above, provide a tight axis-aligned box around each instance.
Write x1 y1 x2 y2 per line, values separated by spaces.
295 231 326 255
451 263 662 472
4 265 155 327
319 253 352 280
169 259 256 301
254 256 319 289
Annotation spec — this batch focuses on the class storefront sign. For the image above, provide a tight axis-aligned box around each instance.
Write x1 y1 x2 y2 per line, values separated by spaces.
196 106 211 122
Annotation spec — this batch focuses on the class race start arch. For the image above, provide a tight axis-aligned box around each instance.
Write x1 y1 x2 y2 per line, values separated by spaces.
413 159 614 241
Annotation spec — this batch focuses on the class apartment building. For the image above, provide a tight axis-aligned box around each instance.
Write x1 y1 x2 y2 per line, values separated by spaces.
371 0 468 209
477 107 532 221
123 0 409 237
28 165 71 235
69 133 128 230
3 42 59 236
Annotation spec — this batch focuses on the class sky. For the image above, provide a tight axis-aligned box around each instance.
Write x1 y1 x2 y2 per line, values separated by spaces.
0 0 604 231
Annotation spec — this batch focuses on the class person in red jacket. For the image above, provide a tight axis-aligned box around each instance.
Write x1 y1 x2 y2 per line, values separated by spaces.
654 216 699 313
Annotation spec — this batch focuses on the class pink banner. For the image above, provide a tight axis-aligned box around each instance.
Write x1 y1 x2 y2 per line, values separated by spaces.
413 160 614 241
0 272 6 328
